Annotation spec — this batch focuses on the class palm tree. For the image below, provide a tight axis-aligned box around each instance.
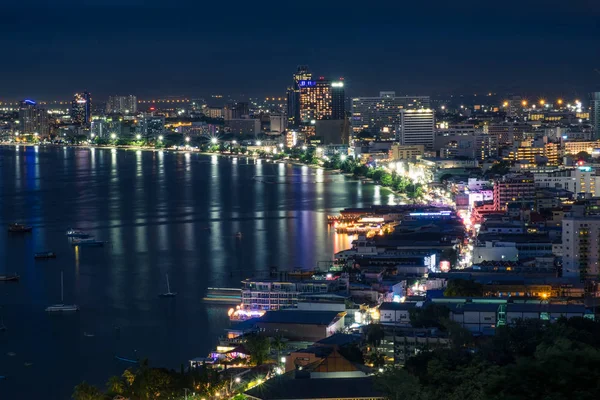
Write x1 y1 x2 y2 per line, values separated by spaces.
72 382 103 400
271 335 286 364
106 375 125 396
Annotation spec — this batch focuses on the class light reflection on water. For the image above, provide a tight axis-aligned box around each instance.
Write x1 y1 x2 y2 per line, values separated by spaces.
0 145 384 400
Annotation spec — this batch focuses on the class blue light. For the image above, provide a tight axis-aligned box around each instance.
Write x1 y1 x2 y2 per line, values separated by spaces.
298 80 316 88
24 99 36 105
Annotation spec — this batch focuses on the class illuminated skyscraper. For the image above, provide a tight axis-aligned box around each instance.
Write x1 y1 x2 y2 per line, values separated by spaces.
299 78 345 123
286 66 312 127
71 92 92 127
591 92 600 140
18 99 49 137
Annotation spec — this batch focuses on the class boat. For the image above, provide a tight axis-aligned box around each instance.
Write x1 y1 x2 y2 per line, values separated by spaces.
8 223 32 233
45 271 79 312
0 274 19 282
235 232 243 238
34 251 56 259
65 229 91 238
159 273 177 297
71 238 105 247
288 270 316 279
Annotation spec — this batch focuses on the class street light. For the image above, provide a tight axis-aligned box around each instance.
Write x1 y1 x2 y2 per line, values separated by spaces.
340 155 347 161
136 134 141 140
110 133 117 140
91 133 95 138
256 140 262 146
302 145 307 151
211 137 218 144
280 357 286 363
185 137 191 143
235 377 241 383
158 135 164 141
232 140 237 144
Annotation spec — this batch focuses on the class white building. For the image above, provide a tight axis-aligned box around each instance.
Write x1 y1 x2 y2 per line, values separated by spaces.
399 109 435 150
106 95 137 114
351 92 430 135
269 113 286 134
562 216 600 278
534 166 600 196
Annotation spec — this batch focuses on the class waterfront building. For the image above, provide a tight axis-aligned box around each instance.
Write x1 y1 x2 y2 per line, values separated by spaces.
254 310 346 341
314 119 351 145
106 95 137 114
562 216 600 278
240 278 343 311
18 99 49 137
389 144 424 160
269 113 286 134
299 78 344 123
226 118 261 134
398 109 435 150
287 65 312 127
351 92 430 135
493 174 536 211
591 92 600 139
139 114 165 139
71 92 92 127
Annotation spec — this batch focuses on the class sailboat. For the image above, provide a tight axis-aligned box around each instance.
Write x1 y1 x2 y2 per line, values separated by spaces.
46 271 79 312
159 273 177 297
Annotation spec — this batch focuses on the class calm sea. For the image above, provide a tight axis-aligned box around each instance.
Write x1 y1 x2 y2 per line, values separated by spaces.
0 145 390 399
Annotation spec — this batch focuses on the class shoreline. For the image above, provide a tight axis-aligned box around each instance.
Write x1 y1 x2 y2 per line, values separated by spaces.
1 141 332 172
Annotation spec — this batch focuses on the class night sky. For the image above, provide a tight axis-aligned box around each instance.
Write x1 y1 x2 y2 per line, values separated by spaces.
2 0 599 101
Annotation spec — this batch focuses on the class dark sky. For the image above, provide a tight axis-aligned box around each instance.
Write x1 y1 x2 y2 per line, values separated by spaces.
2 0 600 101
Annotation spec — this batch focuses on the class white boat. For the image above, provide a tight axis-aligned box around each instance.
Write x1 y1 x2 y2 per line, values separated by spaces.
159 273 177 297
71 237 105 247
46 271 79 312
66 229 91 238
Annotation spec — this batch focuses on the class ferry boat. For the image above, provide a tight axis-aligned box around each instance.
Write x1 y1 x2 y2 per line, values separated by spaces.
65 229 90 238
0 274 19 282
34 251 57 259
71 238 105 247
8 223 32 233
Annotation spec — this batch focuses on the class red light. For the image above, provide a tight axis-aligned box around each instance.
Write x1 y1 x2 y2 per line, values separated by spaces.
578 160 584 166
149 107 155 111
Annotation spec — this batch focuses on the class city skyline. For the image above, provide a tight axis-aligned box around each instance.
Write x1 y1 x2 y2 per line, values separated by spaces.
2 1 599 100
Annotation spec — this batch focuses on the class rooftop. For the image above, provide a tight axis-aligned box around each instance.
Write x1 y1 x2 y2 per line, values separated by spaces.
257 310 344 326
245 376 383 400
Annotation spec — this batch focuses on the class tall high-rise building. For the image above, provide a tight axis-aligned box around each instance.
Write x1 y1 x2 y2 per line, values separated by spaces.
139 114 165 139
590 92 600 140
286 66 312 127
71 92 92 127
398 109 435 149
562 216 600 279
106 95 137 114
224 102 250 120
299 78 345 123
351 93 430 135
18 99 49 137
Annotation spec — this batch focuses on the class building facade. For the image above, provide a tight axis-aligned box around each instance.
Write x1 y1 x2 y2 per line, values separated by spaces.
351 92 430 135
18 99 49 137
106 95 137 114
398 109 435 150
493 174 536 210
591 92 600 140
534 167 600 196
562 216 600 278
71 92 92 127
